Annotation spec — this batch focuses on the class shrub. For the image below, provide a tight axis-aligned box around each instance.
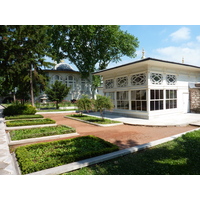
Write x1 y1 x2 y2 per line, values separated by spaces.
3 104 36 116
15 135 119 174
5 114 43 120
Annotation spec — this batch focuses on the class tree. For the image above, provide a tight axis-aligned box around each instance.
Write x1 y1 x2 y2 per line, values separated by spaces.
76 95 94 116
50 25 139 98
94 95 114 120
0 25 53 105
45 80 70 109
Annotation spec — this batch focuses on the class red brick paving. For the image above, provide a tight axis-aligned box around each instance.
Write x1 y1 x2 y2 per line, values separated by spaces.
42 113 197 149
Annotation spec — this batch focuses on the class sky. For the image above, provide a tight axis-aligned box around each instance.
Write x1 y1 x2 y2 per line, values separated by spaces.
59 25 200 71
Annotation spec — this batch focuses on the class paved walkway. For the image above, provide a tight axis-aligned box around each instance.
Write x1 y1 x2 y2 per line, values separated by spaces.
0 105 17 175
86 112 200 126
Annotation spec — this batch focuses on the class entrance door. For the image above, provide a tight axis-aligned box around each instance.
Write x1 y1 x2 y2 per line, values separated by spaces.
182 93 189 113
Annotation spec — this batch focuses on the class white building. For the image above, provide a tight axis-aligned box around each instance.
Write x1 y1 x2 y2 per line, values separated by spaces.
43 62 91 101
94 57 200 119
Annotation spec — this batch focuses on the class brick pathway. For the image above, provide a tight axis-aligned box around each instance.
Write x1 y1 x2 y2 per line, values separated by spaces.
42 113 197 149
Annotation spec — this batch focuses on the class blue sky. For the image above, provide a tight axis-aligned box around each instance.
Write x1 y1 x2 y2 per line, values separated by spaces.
59 25 200 71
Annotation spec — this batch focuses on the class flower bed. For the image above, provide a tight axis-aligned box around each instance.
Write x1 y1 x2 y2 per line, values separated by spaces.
9 125 76 140
15 135 119 174
6 118 55 127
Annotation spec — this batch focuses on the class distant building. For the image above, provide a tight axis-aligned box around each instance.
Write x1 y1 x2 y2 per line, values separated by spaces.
94 57 200 119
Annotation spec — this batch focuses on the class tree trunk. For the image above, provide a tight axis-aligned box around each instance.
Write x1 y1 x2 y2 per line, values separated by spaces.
30 65 35 107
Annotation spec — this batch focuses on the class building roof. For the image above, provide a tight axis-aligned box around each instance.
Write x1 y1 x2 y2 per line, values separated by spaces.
54 63 75 71
93 57 200 75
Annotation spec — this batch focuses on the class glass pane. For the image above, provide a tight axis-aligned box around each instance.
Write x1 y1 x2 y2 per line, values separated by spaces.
160 90 163 99
166 100 170 109
136 101 141 110
151 90 154 99
155 90 159 99
160 100 163 110
155 101 159 110
136 90 140 100
131 101 136 110
174 90 177 98
131 91 135 100
142 101 147 111
150 101 154 111
170 90 174 98
141 90 146 100
174 100 177 108
166 90 169 99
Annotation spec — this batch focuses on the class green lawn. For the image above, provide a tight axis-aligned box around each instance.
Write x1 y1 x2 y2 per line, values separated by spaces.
67 114 121 124
15 135 119 174
63 130 200 175
9 125 76 140
5 114 44 120
6 118 55 127
37 109 76 112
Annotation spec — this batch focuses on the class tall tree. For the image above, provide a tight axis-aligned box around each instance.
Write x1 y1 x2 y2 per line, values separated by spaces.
0 25 53 105
50 25 139 98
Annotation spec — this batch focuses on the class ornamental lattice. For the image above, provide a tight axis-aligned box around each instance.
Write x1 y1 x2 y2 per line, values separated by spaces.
166 74 177 85
105 79 114 89
131 73 146 86
150 73 163 85
117 76 128 87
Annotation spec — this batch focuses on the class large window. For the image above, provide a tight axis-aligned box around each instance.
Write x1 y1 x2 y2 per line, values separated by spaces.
131 90 147 111
117 91 129 109
131 73 146 86
150 90 164 111
166 90 177 109
65 76 76 90
105 79 114 89
150 73 163 85
117 76 128 87
105 92 115 105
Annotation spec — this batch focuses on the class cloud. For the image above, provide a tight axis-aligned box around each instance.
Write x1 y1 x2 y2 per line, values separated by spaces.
196 35 200 42
170 27 191 42
155 45 200 66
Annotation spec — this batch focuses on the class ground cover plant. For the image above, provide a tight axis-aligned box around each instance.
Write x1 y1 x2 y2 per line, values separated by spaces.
6 118 55 127
63 130 200 175
15 135 119 174
9 125 76 140
5 114 44 120
37 109 76 112
67 114 120 124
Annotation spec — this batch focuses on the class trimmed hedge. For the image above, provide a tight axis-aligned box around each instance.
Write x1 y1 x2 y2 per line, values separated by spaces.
6 118 55 127
3 104 36 116
5 114 44 120
15 135 119 174
10 125 76 140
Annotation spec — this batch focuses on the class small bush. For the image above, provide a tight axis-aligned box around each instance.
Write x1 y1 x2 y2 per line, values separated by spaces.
3 104 36 116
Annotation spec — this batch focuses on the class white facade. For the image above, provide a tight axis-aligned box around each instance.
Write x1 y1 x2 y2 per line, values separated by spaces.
94 58 200 119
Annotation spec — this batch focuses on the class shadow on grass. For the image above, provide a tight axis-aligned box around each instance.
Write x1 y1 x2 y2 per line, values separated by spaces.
66 131 200 175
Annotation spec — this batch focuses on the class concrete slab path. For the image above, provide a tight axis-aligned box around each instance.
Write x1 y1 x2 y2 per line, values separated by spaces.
0 105 17 175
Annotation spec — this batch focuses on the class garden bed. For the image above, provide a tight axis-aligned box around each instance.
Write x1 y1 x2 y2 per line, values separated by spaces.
14 135 119 174
9 125 76 140
66 114 123 127
5 114 44 120
6 118 56 127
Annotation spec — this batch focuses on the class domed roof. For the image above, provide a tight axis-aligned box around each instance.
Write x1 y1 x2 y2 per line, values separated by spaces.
54 62 74 71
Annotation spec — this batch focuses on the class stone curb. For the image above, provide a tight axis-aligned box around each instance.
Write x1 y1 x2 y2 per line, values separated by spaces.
25 127 200 175
8 132 79 146
65 116 123 127
5 123 57 131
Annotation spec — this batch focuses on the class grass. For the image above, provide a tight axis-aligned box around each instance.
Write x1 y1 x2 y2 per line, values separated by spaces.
37 109 76 112
6 118 55 127
9 125 76 140
15 135 119 174
5 114 44 120
63 130 200 175
67 114 121 124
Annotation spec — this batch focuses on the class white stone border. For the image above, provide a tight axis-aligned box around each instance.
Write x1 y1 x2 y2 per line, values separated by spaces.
8 132 79 146
65 116 123 127
5 123 57 131
24 127 200 175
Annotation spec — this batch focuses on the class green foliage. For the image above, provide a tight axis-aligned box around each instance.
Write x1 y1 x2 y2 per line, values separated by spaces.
5 114 43 120
15 135 119 174
68 114 120 124
65 130 200 175
3 104 36 116
94 95 114 119
6 118 55 127
45 80 70 109
76 95 93 115
10 125 76 140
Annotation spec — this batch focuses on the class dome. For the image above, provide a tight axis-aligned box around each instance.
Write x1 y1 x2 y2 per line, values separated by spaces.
54 63 74 71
